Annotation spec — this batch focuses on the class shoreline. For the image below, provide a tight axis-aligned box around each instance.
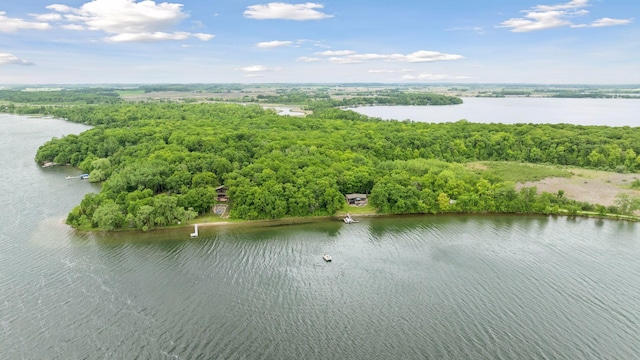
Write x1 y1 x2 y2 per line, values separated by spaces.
110 210 640 236
192 210 639 228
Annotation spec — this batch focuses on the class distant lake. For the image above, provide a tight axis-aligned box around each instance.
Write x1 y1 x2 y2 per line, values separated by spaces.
3 114 640 359
274 106 305 116
350 97 640 126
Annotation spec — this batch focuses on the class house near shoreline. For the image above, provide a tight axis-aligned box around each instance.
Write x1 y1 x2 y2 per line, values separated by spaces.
216 185 228 202
345 193 368 206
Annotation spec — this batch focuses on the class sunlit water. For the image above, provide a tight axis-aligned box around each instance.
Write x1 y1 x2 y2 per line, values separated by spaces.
2 114 640 359
351 97 640 126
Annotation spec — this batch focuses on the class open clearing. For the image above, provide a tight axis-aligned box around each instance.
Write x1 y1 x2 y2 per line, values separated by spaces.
516 168 640 206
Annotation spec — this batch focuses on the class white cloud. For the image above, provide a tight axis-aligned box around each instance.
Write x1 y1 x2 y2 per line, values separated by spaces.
315 50 356 56
0 11 51 32
30 13 63 22
368 69 397 73
499 0 632 32
500 10 574 32
329 57 362 64
62 24 86 30
239 65 268 72
193 33 215 41
50 0 186 33
256 40 293 48
447 26 486 35
46 0 214 42
401 73 471 81
244 2 333 21
46 4 76 13
349 53 392 61
402 50 464 62
589 17 633 27
0 53 35 66
319 50 463 64
297 56 321 62
237 65 270 78
106 31 192 43
534 0 588 11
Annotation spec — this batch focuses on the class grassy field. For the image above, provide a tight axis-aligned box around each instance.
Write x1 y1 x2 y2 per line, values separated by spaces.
467 161 572 183
336 203 376 216
115 89 146 96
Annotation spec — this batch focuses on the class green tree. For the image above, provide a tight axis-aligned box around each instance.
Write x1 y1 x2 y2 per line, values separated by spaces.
92 200 124 230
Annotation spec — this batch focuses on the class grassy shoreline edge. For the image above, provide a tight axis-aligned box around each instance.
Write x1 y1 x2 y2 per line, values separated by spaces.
74 208 640 236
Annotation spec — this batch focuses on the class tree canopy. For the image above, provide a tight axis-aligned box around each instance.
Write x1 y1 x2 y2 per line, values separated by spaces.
20 102 640 230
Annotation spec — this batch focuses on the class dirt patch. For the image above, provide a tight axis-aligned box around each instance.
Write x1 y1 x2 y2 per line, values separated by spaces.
516 168 640 206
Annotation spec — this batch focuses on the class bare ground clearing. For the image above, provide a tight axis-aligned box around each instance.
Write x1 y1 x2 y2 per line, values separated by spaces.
516 168 640 206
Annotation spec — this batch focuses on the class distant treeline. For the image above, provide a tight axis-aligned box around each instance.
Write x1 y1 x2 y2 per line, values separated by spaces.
0 89 122 104
550 92 640 99
140 84 245 93
475 90 640 99
253 92 463 107
19 103 640 230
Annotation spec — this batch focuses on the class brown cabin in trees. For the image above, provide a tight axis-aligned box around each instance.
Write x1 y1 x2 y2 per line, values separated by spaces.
345 193 368 206
216 185 229 202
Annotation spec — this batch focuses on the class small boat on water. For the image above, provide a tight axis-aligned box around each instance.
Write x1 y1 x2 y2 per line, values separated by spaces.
79 174 89 180
322 254 332 262
343 214 359 224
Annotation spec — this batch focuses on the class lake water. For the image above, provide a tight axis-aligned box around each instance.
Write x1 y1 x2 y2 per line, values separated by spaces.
351 97 640 126
2 113 640 359
274 107 305 116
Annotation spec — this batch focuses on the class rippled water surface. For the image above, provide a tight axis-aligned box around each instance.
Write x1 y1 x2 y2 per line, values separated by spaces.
2 114 640 359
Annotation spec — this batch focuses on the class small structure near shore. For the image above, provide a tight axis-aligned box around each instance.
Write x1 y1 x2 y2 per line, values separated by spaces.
216 185 229 202
345 193 368 206
190 224 199 238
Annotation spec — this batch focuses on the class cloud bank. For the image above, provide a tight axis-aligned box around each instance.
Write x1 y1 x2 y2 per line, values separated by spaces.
315 50 463 64
256 40 293 48
500 0 632 32
0 11 51 32
0 53 35 66
244 2 333 21
44 0 214 42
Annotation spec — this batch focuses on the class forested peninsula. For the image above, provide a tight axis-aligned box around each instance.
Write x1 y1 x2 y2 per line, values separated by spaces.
10 96 637 231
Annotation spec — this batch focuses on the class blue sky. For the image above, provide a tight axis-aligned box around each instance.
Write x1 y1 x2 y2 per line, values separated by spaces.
0 0 637 84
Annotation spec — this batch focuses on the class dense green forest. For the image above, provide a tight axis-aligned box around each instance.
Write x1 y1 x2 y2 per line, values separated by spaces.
0 89 123 105
21 102 640 230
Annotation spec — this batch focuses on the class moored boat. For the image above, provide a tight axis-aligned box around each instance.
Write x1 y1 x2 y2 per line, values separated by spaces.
343 214 359 224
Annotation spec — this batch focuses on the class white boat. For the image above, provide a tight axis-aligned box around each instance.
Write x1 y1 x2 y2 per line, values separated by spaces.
343 214 359 224
323 254 332 262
